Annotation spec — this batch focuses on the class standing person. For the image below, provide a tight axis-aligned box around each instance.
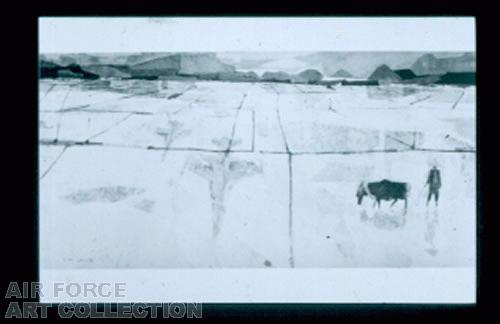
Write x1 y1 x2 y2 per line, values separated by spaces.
426 165 442 206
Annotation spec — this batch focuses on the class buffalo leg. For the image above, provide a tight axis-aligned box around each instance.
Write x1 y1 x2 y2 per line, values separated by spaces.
390 199 398 207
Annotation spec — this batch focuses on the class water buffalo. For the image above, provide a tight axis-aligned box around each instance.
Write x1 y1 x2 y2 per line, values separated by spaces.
356 179 410 210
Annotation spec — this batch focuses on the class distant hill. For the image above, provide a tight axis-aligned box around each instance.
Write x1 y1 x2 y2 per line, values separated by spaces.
393 69 417 80
58 64 99 79
129 55 182 77
368 65 401 83
331 69 353 78
261 71 293 83
40 60 99 79
400 75 441 85
40 60 60 69
179 53 235 75
129 53 235 78
436 72 476 85
39 52 476 86
411 53 475 76
261 69 324 84
39 51 476 80
125 53 169 65
367 64 475 85
340 80 378 86
57 54 101 66
296 52 425 78
40 60 62 78
392 69 442 85
294 69 324 84
216 71 259 82
82 65 131 78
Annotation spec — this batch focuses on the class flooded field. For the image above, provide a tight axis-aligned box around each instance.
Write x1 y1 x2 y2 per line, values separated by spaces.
39 79 476 268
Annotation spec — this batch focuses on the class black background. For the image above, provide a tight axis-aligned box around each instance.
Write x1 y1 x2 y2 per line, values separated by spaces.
0 0 494 321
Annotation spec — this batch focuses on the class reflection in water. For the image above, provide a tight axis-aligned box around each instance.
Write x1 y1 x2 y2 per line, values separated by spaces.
424 207 439 256
360 207 406 230
188 155 262 237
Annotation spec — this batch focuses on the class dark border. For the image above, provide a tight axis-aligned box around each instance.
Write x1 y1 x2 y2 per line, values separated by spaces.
4 0 491 320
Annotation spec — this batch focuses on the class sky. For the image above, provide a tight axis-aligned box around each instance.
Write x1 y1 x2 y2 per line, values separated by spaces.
39 17 475 53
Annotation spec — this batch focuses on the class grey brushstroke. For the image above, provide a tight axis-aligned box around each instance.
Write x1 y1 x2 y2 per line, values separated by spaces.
65 186 145 204
410 95 432 105
54 86 73 141
40 146 68 180
271 85 295 268
86 113 134 141
451 90 465 109
187 94 261 238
